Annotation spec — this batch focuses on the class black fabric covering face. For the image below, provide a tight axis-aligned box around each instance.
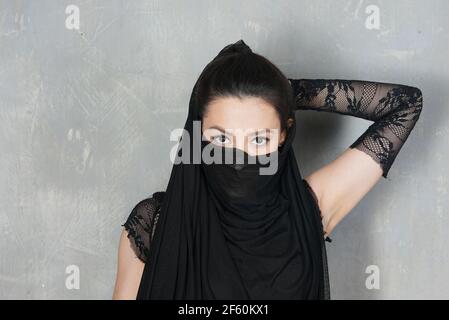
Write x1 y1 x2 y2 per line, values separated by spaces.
136 40 329 300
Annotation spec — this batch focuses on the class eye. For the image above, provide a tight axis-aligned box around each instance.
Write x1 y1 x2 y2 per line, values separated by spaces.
251 136 270 146
211 134 231 145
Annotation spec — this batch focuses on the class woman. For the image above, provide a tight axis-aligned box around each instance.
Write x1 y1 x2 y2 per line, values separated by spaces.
113 40 423 299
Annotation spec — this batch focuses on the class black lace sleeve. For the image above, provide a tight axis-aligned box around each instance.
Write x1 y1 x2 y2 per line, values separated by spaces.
289 79 423 178
122 192 165 263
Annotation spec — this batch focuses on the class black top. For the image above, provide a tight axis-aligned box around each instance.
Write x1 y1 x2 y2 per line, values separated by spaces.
122 191 165 263
123 181 324 263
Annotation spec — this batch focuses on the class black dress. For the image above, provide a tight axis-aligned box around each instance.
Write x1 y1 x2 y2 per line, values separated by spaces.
122 78 423 299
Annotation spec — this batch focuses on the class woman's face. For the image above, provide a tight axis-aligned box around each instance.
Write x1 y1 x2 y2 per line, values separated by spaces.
202 96 287 156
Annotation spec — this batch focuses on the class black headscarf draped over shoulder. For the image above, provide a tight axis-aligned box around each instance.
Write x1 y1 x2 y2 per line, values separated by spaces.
137 39 330 300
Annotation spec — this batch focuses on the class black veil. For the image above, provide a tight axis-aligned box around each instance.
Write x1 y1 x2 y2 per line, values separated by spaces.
136 39 330 300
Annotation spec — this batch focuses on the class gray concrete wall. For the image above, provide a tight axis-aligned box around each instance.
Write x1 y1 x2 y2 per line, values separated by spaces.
0 0 447 299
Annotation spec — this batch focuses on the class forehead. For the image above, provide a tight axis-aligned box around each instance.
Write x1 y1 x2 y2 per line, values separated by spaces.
202 96 280 130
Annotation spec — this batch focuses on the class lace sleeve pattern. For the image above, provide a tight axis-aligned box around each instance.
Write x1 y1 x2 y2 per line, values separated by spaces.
122 192 164 262
289 79 423 178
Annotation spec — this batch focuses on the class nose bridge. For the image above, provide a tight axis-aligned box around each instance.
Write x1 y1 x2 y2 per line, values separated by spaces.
235 138 246 153
233 128 247 153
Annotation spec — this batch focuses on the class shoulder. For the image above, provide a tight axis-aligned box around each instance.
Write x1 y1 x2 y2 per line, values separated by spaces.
122 191 165 262
130 191 165 221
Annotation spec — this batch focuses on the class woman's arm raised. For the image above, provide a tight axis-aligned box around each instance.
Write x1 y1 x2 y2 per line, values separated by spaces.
288 79 423 237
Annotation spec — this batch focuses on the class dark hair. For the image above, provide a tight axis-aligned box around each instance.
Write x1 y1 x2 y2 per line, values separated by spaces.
194 50 295 133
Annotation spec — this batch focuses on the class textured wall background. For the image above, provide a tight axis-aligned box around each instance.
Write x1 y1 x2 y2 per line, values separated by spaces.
0 0 448 299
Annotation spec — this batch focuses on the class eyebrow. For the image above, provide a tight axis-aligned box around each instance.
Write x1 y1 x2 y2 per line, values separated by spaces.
208 125 272 135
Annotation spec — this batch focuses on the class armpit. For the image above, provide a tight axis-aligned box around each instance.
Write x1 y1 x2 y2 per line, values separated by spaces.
303 179 322 217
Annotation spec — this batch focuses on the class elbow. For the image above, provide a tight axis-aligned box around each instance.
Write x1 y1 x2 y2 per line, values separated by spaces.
415 87 423 115
410 86 423 104
409 85 422 96
414 86 423 105
407 85 423 116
